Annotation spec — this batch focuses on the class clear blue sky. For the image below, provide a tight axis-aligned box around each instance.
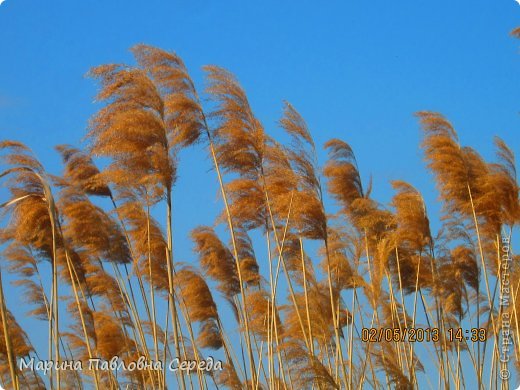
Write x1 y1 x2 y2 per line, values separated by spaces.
1 0 519 388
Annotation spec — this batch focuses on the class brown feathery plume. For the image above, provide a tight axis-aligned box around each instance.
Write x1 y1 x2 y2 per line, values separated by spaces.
451 245 479 296
486 137 519 228
443 221 481 287
223 178 266 231
235 230 261 288
345 196 394 248
191 226 258 382
86 64 174 201
417 112 499 235
0 141 44 172
205 65 271 232
114 190 169 291
12 278 49 320
190 226 240 298
435 226 480 306
291 190 327 240
417 111 468 212
323 138 364 213
197 320 223 350
372 342 423 390
244 289 280 341
0 141 64 388
389 248 433 295
279 103 319 202
65 302 143 389
173 266 224 349
93 309 129 360
278 233 317 286
363 237 393 309
320 227 359 292
390 181 432 253
279 101 314 145
58 186 130 265
0 146 60 263
280 340 340 389
81 257 129 313
282 284 339 347
279 102 316 184
1 244 49 320
380 298 410 332
50 248 87 299
280 103 327 240
54 185 129 312
455 142 518 256
173 267 218 321
388 181 434 292
142 320 165 346
0 305 44 389
55 145 111 197
324 138 393 240
435 254 466 320
204 65 266 178
93 309 150 388
262 138 299 228
131 45 205 148
458 146 510 264
62 300 96 363
1 216 62 378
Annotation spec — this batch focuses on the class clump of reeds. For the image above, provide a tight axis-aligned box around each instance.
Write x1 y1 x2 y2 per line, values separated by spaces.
0 33 518 390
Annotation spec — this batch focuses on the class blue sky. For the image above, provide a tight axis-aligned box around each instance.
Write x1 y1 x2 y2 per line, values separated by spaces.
1 0 519 387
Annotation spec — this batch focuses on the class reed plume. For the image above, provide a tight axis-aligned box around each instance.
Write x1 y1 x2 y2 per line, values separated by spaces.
190 226 240 299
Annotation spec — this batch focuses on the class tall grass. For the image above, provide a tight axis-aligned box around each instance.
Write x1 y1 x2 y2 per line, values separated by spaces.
0 37 518 390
